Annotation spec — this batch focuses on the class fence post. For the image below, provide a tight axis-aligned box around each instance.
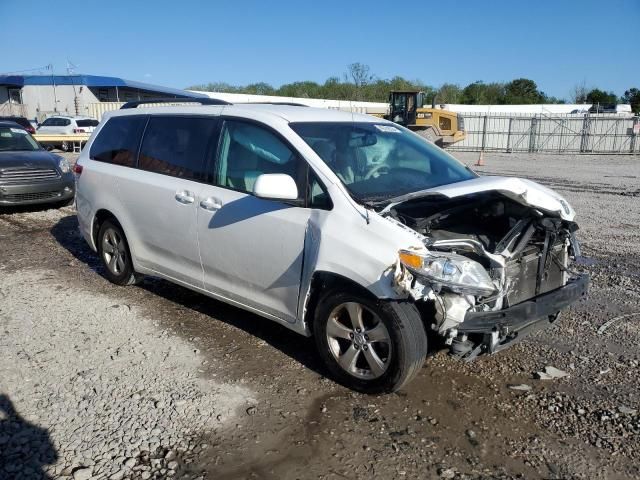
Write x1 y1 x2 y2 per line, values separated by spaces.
481 115 488 152
528 116 537 152
506 117 513 153
631 116 639 154
580 114 591 153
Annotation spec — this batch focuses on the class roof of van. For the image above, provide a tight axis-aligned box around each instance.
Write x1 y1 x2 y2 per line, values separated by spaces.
110 103 382 124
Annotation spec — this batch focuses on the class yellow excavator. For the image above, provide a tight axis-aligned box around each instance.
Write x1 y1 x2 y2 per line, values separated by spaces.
373 90 466 147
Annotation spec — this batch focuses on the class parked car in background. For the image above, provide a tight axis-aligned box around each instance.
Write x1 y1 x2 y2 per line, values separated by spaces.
0 121 75 207
36 115 100 151
0 116 36 134
75 101 588 393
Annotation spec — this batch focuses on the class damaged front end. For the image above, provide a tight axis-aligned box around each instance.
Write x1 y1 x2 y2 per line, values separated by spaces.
386 188 589 361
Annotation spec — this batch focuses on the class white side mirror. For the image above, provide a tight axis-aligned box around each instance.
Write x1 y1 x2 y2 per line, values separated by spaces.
253 173 298 201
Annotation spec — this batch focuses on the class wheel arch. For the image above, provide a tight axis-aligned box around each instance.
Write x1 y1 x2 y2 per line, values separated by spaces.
92 208 122 248
302 271 381 336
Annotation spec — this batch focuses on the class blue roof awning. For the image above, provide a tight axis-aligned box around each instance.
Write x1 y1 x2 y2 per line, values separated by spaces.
0 74 205 98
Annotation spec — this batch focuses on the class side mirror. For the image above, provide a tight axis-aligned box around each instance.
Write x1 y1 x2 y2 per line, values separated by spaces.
253 173 298 201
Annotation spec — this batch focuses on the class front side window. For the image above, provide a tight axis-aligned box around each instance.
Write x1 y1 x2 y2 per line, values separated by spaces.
89 115 147 167
215 120 305 198
138 116 219 181
41 118 56 126
290 122 475 204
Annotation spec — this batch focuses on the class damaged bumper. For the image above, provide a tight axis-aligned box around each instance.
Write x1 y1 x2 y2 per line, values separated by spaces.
453 273 589 360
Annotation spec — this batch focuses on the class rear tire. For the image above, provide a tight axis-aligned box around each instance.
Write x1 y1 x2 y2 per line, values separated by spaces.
313 289 428 394
60 141 71 152
97 220 142 286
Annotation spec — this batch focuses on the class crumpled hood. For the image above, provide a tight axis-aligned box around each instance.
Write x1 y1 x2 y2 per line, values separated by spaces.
385 176 576 221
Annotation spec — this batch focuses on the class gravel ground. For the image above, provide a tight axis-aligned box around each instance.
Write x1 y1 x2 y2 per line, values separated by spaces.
1 151 639 479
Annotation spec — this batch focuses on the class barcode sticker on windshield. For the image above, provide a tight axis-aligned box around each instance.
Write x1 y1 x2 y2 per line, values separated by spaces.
10 128 27 134
375 125 400 133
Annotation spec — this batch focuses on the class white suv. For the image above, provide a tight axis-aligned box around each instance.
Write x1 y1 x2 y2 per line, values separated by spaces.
75 100 588 393
37 115 100 151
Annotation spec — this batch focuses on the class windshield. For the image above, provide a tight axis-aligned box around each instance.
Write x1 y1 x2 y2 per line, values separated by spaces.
0 127 41 152
290 121 475 203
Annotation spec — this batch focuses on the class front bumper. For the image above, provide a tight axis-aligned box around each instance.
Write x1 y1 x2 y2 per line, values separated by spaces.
454 274 589 358
0 173 75 206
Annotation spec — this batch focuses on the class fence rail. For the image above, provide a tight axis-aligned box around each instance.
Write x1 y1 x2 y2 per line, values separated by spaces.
449 113 640 154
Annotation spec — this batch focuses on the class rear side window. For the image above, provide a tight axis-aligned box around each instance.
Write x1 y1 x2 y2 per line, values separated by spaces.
90 115 147 167
59 118 71 126
138 116 219 181
76 119 99 127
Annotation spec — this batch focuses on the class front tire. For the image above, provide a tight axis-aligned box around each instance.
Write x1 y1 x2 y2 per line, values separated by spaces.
97 220 142 286
313 290 428 393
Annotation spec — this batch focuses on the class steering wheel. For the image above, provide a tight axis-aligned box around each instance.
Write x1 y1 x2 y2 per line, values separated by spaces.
364 163 391 180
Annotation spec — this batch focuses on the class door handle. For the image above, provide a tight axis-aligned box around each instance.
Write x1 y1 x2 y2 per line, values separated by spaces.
175 190 195 204
199 197 222 211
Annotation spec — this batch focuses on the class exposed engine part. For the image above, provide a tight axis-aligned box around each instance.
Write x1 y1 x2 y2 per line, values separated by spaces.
387 190 581 356
433 293 474 336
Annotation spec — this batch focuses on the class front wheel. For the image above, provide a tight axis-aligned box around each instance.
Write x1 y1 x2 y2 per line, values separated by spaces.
313 290 428 393
97 220 142 286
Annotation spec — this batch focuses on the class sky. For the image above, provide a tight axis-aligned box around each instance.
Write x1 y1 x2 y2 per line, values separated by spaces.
1 0 638 100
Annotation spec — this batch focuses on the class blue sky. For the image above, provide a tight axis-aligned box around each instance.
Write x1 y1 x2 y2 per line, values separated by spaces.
1 0 637 99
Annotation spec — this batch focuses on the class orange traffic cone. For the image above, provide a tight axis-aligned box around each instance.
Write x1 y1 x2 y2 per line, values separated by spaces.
475 151 485 166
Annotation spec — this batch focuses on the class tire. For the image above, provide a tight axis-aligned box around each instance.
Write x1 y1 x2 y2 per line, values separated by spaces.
97 219 142 286
60 141 71 152
313 289 428 394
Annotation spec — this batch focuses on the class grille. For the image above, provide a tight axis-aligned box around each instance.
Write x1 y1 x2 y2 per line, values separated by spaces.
2 191 62 202
0 166 60 185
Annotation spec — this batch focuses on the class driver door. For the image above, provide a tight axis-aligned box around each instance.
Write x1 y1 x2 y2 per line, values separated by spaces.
196 119 311 322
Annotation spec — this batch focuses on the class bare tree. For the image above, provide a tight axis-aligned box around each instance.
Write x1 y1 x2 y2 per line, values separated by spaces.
347 63 372 87
570 80 588 104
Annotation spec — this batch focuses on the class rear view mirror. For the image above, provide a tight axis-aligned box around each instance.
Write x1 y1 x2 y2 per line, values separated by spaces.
253 173 298 201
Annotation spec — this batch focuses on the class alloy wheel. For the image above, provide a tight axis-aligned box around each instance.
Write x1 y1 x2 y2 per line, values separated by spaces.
101 227 127 275
325 301 392 379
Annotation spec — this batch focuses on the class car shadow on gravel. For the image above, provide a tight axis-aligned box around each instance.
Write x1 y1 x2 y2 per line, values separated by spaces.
0 394 58 479
50 215 325 377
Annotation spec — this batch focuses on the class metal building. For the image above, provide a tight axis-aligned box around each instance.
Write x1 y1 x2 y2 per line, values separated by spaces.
0 74 205 121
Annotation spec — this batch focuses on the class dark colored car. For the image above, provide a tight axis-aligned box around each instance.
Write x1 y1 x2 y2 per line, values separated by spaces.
0 116 36 134
0 121 75 207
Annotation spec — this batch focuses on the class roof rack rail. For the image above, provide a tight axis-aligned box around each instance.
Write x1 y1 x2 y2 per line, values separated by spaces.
235 102 309 107
120 98 231 109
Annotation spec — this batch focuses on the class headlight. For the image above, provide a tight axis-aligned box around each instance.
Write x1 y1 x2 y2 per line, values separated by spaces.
399 249 496 296
58 158 70 173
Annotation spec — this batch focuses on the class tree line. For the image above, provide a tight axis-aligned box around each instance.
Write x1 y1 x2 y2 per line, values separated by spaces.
188 63 640 113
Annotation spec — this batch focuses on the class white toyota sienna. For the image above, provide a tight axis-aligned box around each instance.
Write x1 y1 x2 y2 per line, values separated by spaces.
75 99 588 393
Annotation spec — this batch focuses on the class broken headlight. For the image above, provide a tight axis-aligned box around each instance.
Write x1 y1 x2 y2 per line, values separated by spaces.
399 249 496 296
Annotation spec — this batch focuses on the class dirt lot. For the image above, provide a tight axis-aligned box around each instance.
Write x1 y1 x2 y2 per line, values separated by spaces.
1 152 639 480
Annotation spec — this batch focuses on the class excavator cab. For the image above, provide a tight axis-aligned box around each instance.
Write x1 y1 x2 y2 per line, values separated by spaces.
385 90 465 147
388 91 426 126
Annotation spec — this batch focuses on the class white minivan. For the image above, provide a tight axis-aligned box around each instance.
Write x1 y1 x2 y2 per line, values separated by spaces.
75 100 588 393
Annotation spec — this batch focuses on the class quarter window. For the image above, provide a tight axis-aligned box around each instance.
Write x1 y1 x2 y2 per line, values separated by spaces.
138 116 219 181
215 120 305 198
89 115 147 167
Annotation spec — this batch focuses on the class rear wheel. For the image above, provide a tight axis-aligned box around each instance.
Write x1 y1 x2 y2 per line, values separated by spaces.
97 220 142 286
60 141 71 152
313 290 428 393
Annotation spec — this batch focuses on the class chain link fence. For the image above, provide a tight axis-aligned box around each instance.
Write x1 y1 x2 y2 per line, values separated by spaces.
449 113 640 154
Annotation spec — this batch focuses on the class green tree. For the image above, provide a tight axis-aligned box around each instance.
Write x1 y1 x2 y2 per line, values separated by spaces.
436 83 462 104
621 88 640 114
585 88 618 106
504 78 545 104
461 81 505 104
